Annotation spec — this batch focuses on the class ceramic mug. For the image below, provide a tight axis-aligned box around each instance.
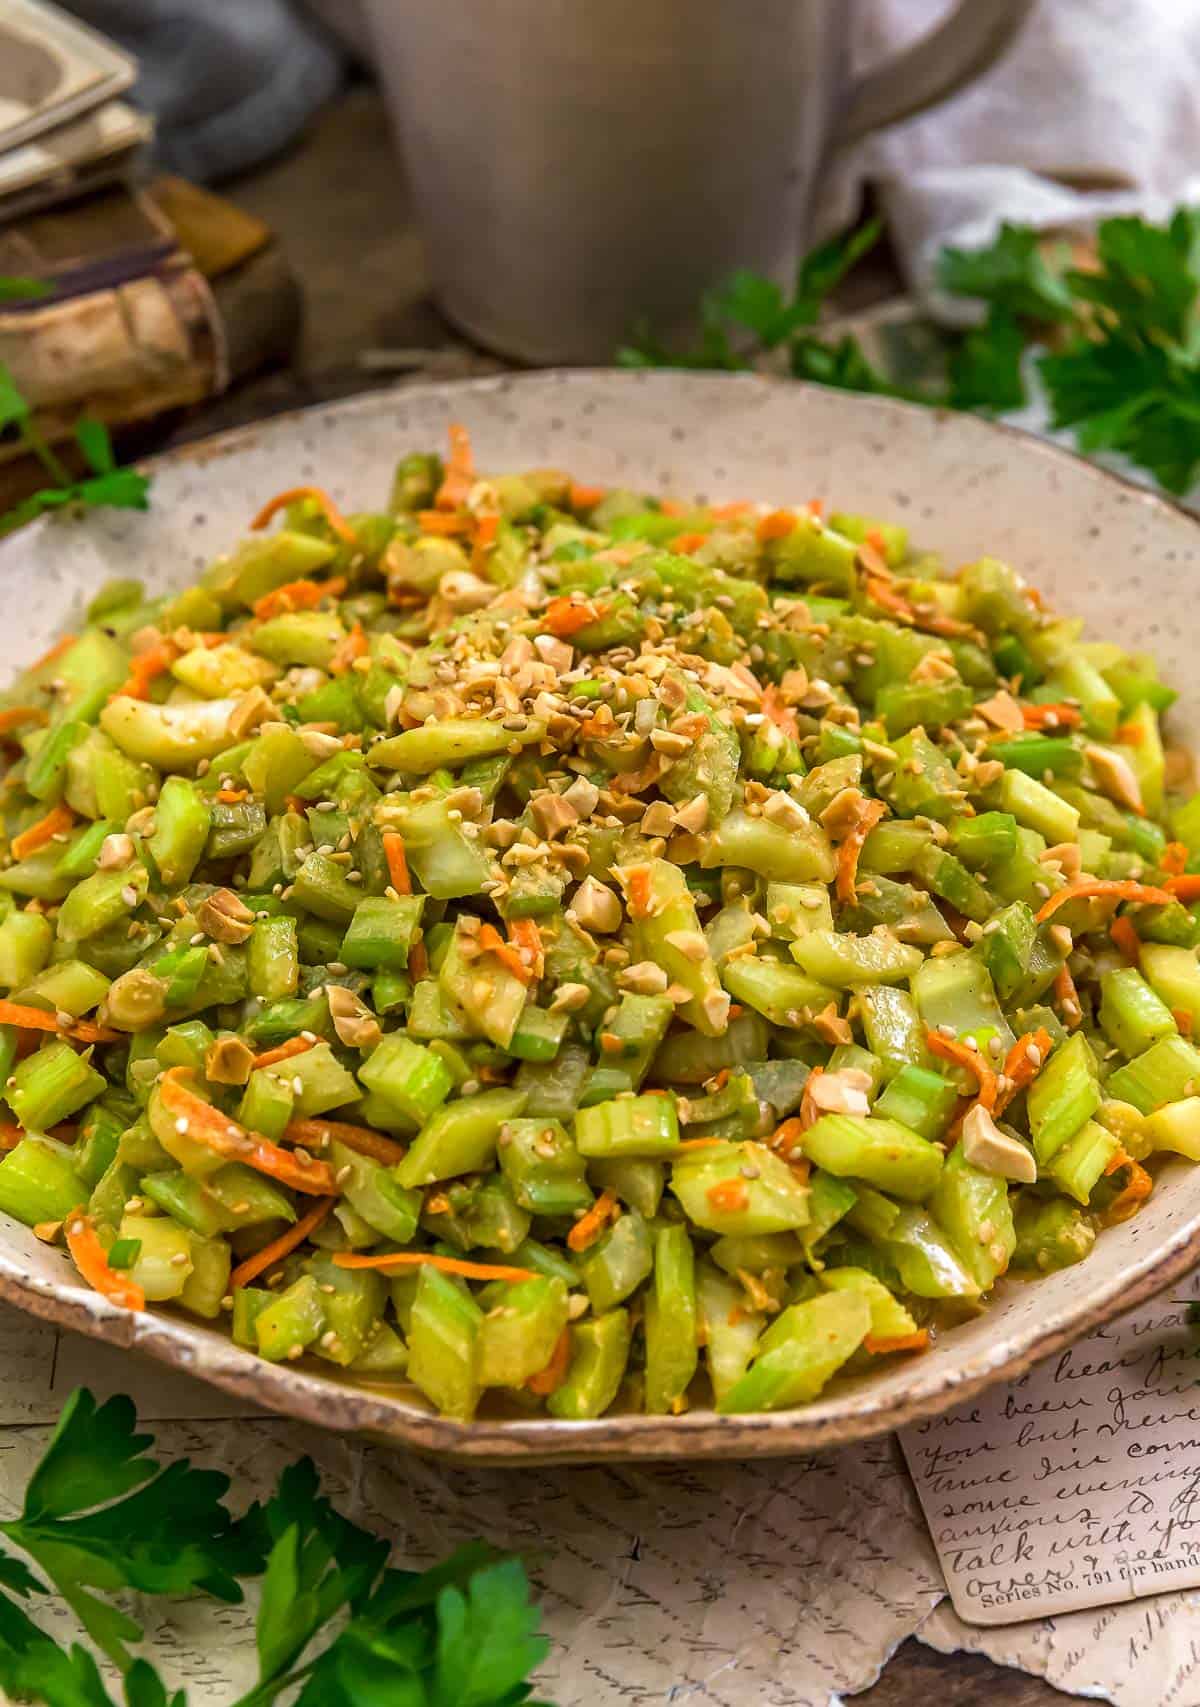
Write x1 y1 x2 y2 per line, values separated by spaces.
366 0 1035 363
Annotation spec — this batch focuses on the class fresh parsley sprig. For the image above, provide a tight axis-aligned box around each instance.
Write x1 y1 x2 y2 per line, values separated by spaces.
620 205 1200 496
0 363 151 535
0 1390 553 1707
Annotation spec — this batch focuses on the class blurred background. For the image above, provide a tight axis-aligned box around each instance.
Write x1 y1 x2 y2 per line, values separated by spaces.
3 0 1200 501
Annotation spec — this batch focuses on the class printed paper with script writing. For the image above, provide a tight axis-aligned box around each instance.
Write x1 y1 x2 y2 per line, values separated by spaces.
901 1268 1200 1624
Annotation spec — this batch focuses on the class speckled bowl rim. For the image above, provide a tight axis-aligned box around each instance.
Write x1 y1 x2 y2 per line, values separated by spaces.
0 368 1197 1463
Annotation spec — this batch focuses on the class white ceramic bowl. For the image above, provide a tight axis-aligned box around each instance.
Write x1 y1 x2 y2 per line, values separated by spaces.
3 371 1198 1461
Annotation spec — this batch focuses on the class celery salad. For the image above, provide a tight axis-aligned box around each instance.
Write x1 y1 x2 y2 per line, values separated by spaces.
0 424 1198 1424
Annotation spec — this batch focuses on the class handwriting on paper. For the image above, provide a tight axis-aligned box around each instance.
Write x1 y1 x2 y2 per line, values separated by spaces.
901 1270 1200 1624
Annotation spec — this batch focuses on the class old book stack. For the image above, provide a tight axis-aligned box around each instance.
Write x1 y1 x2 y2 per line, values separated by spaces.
0 0 298 504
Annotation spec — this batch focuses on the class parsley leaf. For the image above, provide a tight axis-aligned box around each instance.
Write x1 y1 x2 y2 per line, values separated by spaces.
0 1390 554 1707
0 276 52 301
431 1558 549 1707
947 306 1027 412
0 369 151 533
237 1458 389 1702
937 222 1074 322
0 1391 259 1669
0 1593 113 1707
291 1547 550 1707
618 221 882 369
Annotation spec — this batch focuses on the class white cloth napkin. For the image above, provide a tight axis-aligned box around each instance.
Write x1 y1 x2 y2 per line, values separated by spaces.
819 0 1200 320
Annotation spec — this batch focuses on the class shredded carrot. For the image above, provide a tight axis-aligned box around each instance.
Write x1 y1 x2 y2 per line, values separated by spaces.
626 866 653 919
1034 879 1173 924
11 801 75 861
229 1197 336 1290
65 1209 144 1311
253 576 345 620
408 938 429 981
0 1001 118 1045
332 1251 536 1282
329 621 368 675
250 484 358 544
705 1179 750 1214
568 480 606 512
434 422 476 511
768 1117 808 1162
477 922 534 984
216 788 248 804
926 1030 998 1112
709 501 752 520
761 683 800 742
864 527 888 557
114 642 177 702
1166 875 1200 902
995 1028 1054 1116
417 509 472 536
30 634 77 673
252 1036 316 1071
1105 1157 1154 1223
1163 842 1190 877
283 1117 406 1167
756 509 796 542
1054 963 1082 1029
1104 1146 1132 1177
1115 719 1145 746
470 511 500 576
1021 702 1082 731
0 707 48 735
835 799 887 906
864 1329 930 1355
526 1326 572 1395
1109 915 1142 965
1175 1007 1195 1038
509 916 544 979
677 1137 726 1151
542 595 607 637
671 531 710 555
382 831 411 895
157 1067 337 1195
566 1189 620 1253
806 497 824 518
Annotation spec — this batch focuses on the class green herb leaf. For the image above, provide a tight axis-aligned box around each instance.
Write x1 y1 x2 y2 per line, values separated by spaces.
0 1593 115 1707
241 1457 389 1699
937 222 1074 322
431 1558 549 1707
795 216 883 302
1067 213 1199 343
75 418 116 477
124 1658 186 1707
947 305 1027 412
1 1391 260 1670
0 276 52 301
0 361 32 433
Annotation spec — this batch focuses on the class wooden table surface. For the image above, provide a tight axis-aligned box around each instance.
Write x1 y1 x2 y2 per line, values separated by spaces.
176 81 1068 1707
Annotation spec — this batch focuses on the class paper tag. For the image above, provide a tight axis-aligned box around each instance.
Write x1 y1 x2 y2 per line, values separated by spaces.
901 1268 1200 1624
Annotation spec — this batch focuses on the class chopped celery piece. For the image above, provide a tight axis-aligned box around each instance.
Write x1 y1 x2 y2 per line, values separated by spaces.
1105 1035 1200 1114
874 1064 958 1141
643 1224 697 1414
669 1140 810 1234
396 1087 527 1187
1098 967 1177 1059
803 1114 943 1200
547 1309 631 1419
0 1136 86 1226
718 1291 870 1413
10 1040 105 1131
1027 1033 1101 1161
574 1093 680 1159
